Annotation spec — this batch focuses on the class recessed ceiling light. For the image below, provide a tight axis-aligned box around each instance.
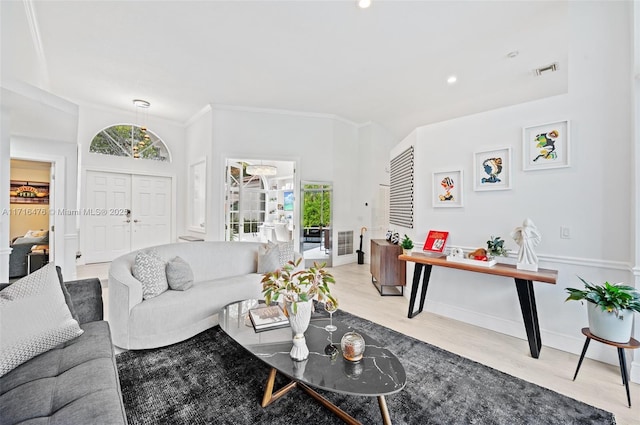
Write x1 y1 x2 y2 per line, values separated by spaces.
357 0 371 9
447 75 457 84
132 99 150 108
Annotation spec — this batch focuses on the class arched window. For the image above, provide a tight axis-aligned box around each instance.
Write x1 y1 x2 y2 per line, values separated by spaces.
89 124 170 161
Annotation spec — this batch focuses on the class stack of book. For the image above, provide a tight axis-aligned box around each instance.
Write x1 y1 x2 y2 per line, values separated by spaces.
248 305 290 332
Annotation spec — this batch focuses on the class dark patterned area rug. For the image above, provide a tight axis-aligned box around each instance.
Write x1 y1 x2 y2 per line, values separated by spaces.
116 308 616 425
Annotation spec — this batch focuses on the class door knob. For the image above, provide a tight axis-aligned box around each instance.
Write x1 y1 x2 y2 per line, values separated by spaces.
134 219 139 223
124 219 131 223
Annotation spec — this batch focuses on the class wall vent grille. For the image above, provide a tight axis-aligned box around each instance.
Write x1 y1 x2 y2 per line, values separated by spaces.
390 146 414 228
337 231 353 256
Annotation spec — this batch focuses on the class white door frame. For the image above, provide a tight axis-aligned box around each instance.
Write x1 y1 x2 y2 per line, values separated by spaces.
9 151 66 272
80 167 176 264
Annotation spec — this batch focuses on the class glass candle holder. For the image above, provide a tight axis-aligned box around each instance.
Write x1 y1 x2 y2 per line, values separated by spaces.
341 331 365 362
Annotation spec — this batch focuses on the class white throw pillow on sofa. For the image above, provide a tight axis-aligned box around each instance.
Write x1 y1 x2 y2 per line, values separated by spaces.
166 256 194 291
0 263 84 377
132 250 169 300
258 242 282 274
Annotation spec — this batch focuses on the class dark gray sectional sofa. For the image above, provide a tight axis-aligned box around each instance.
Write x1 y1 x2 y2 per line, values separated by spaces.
0 275 128 425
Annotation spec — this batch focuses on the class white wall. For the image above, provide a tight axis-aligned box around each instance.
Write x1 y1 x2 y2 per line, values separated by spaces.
391 1 635 374
203 106 394 267
357 122 397 263
0 108 11 283
631 0 640 385
2 82 79 280
331 118 358 266
182 105 213 239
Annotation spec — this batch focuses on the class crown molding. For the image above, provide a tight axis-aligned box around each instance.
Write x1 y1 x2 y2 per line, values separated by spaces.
23 0 49 88
185 104 213 127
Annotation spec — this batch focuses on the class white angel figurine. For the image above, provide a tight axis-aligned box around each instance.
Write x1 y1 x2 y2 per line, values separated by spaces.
511 218 542 271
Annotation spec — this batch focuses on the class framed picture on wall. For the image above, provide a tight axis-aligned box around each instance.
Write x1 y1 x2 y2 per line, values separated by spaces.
432 169 463 208
283 190 294 211
473 147 512 191
10 180 50 204
522 120 570 171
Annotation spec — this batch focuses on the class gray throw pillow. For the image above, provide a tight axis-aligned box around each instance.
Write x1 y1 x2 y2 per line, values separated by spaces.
55 266 79 322
132 250 169 300
166 256 194 291
0 263 84 377
258 242 282 274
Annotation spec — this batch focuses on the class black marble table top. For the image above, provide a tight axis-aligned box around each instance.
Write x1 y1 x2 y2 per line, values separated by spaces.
219 299 406 397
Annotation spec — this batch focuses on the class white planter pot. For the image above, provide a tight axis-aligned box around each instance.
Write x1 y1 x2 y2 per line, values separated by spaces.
586 302 633 343
285 300 313 361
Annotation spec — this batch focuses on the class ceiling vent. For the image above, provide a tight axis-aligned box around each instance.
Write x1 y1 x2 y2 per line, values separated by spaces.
535 63 558 76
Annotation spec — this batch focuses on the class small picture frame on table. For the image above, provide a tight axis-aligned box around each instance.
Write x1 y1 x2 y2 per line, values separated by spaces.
473 147 512 191
432 169 463 208
522 120 570 171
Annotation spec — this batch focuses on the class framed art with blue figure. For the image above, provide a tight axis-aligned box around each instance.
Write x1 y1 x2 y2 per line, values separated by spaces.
473 147 512 191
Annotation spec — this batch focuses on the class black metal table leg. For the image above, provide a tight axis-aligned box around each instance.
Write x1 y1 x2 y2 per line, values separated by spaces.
573 337 591 380
617 348 632 407
514 278 542 358
407 264 432 318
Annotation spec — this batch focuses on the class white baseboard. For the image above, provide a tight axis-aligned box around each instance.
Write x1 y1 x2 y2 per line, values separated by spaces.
424 300 631 380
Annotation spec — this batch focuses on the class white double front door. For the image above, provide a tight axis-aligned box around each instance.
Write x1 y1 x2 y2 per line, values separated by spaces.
83 171 172 263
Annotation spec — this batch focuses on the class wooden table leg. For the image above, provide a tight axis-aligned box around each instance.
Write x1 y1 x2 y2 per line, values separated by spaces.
378 395 392 425
261 368 297 407
514 278 542 358
408 264 432 318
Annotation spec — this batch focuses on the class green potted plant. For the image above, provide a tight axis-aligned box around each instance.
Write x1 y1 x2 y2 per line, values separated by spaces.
486 235 508 257
261 258 337 360
401 234 414 255
565 276 640 343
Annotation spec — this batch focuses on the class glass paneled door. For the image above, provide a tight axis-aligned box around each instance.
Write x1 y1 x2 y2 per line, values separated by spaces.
300 182 332 267
225 161 267 242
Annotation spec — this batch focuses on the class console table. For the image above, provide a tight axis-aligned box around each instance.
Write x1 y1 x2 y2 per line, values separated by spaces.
398 254 558 358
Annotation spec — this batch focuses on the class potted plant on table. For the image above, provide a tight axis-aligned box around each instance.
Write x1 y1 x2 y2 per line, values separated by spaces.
401 234 414 255
486 235 509 258
565 277 640 343
261 258 337 360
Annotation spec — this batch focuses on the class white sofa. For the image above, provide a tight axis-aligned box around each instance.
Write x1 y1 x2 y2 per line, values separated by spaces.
108 241 298 350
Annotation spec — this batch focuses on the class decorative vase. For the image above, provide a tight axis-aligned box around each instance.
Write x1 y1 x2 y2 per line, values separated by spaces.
587 303 633 343
285 300 313 361
341 331 365 362
403 248 412 256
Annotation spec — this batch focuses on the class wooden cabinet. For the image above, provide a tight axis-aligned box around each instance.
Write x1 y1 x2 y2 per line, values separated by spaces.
370 239 405 296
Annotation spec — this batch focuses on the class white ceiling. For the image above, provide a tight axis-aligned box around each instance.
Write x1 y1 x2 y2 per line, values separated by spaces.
1 0 569 139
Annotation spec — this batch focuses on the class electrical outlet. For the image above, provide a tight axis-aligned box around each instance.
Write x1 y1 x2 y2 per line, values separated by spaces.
560 226 571 239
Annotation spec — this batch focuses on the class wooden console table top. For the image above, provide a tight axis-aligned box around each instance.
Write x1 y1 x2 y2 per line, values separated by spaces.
398 254 557 285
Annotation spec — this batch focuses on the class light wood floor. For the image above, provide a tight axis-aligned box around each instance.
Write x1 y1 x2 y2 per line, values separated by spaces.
77 262 639 424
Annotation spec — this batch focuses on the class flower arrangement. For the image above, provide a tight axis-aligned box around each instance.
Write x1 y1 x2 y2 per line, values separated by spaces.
261 258 337 313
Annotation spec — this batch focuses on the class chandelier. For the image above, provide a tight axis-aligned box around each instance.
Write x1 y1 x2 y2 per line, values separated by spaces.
132 99 151 159
246 163 277 176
